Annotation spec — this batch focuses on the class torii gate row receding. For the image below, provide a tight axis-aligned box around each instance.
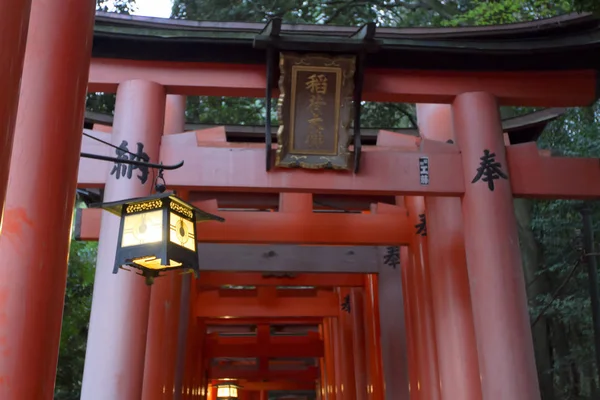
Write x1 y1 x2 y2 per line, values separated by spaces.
1 5 600 400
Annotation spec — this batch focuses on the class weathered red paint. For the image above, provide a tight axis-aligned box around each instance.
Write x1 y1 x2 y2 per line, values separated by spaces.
88 57 597 107
453 91 540 400
418 103 483 400
0 0 31 233
0 0 95 397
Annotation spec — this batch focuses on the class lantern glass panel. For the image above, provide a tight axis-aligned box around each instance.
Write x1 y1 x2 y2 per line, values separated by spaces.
217 386 238 398
121 209 163 247
169 211 196 252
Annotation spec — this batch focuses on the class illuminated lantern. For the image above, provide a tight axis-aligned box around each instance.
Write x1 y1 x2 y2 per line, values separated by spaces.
216 383 239 399
92 191 224 284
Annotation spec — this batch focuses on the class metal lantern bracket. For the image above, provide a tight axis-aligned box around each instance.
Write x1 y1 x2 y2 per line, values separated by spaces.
80 131 185 171
253 19 379 173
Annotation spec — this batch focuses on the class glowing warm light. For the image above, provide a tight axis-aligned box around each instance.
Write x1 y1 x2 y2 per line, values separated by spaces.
217 384 238 398
121 210 163 247
169 212 196 251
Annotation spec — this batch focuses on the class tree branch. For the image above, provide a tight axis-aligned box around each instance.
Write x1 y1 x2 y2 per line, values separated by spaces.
531 258 581 328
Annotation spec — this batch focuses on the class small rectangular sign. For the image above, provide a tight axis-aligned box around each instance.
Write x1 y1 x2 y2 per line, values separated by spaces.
419 157 430 185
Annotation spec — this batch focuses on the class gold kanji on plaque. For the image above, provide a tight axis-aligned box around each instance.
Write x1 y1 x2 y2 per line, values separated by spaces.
276 53 355 170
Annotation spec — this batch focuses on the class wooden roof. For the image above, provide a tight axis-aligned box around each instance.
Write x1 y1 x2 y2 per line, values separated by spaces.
93 12 600 71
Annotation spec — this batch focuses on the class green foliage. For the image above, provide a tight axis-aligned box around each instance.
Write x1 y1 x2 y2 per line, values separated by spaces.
523 104 600 398
96 0 137 14
171 0 461 26
574 0 600 14
442 0 572 26
54 239 97 400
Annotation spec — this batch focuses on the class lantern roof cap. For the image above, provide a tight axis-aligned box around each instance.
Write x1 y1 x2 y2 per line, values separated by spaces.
90 191 225 222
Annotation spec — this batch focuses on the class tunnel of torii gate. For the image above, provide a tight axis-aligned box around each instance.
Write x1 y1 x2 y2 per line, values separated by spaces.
2 4 600 400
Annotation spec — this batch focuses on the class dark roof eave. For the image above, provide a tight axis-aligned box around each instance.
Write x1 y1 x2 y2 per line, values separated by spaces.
91 12 600 71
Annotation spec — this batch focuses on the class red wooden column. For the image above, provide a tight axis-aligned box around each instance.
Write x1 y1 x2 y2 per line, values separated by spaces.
351 288 369 400
364 275 384 400
0 0 32 232
81 80 167 400
142 95 187 400
417 104 483 400
404 196 441 400
181 281 205 400
453 92 540 400
318 324 328 399
374 203 409 400
323 318 339 400
338 288 357 400
0 0 95 397
400 246 420 399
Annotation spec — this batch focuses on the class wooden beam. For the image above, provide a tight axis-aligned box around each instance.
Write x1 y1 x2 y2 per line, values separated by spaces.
78 132 600 199
88 58 596 106
75 207 409 247
202 341 323 358
209 366 319 381
195 289 339 318
198 272 365 288
506 142 600 199
204 317 322 326
223 381 316 391
79 131 463 196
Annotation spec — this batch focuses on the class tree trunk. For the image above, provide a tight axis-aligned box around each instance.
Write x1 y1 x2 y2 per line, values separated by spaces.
514 198 556 400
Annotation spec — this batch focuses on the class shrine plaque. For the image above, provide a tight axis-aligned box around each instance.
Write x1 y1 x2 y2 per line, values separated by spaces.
276 52 355 170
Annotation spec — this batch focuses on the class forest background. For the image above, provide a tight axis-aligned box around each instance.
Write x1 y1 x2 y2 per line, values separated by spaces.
57 1 600 399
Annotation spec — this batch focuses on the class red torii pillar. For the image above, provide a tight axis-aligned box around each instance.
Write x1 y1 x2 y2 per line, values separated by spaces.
364 275 384 400
337 287 357 400
0 0 31 232
350 288 368 400
417 104 482 400
81 80 167 399
0 0 95 397
404 196 441 400
399 246 420 399
142 95 187 400
453 92 540 399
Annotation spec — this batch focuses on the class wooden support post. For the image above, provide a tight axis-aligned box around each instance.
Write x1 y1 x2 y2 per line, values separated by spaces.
417 103 483 400
0 0 31 232
81 80 167 399
364 275 384 400
405 196 441 400
350 288 369 400
331 317 344 400
143 95 188 400
323 319 338 400
181 281 205 400
400 246 421 399
338 288 357 399
0 0 95 397
453 91 540 400
372 203 410 400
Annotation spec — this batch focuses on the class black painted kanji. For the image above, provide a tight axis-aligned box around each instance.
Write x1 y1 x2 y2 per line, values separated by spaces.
471 149 507 192
415 214 427 236
383 246 400 269
341 294 351 313
110 140 150 184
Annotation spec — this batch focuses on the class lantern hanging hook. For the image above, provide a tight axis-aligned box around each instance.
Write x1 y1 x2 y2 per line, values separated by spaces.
154 165 167 193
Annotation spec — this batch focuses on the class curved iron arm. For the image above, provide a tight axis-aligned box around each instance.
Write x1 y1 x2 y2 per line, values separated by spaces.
80 152 184 170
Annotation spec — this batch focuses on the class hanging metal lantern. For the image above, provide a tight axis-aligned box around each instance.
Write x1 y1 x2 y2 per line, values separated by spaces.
92 191 224 284
216 382 240 399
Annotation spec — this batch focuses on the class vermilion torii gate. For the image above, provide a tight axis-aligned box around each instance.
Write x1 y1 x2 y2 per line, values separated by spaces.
1 4 600 400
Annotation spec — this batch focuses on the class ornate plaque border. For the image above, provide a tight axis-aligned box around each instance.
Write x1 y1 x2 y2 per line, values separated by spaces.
275 52 356 170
